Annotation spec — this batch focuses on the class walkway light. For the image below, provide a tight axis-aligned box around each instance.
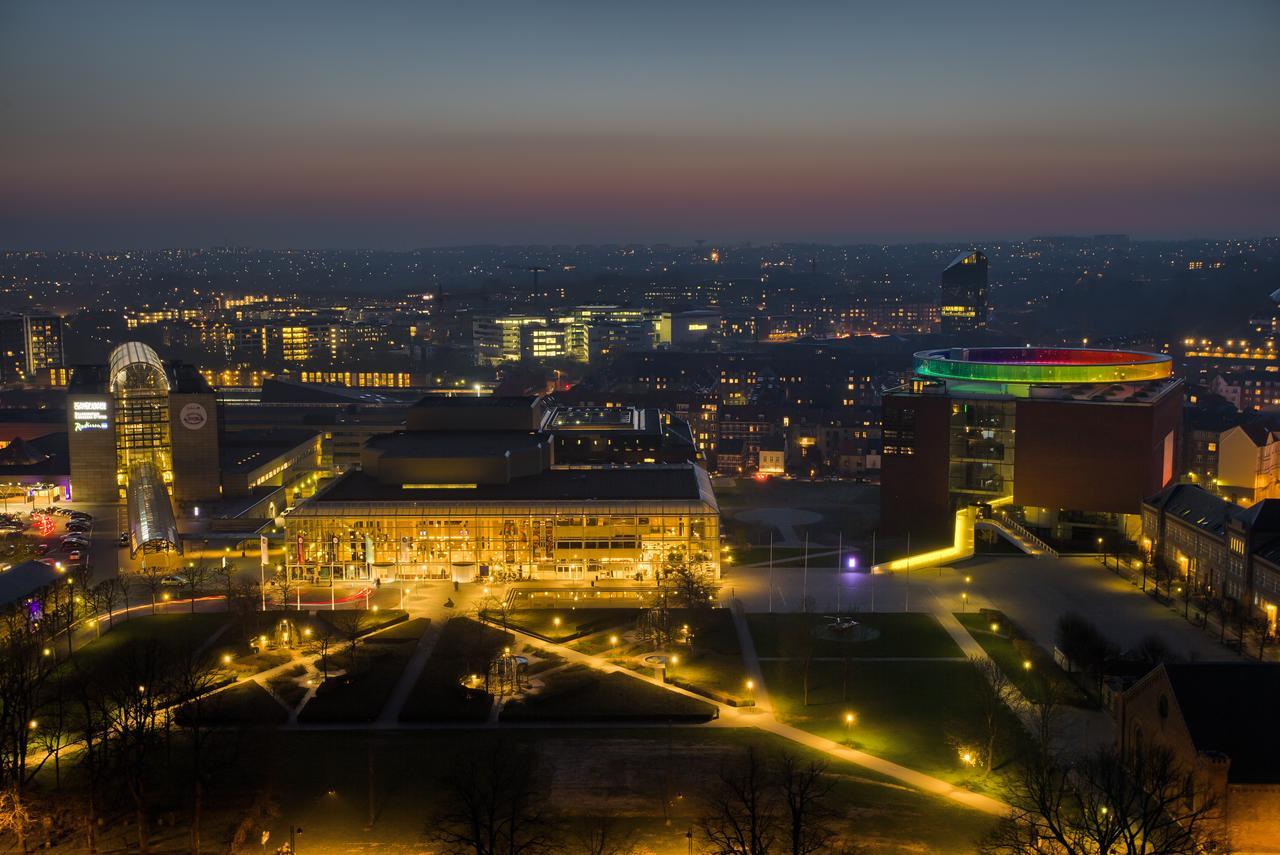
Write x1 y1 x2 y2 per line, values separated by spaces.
1022 659 1033 671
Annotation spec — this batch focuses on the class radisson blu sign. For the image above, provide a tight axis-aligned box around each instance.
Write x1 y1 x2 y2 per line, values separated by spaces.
72 399 109 431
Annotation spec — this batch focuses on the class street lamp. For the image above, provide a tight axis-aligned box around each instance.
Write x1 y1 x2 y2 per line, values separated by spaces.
1022 659 1033 672
844 711 856 740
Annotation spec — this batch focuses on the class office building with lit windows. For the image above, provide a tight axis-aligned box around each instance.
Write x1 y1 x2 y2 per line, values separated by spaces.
283 396 719 583
882 347 1183 547
0 313 64 384
938 250 989 334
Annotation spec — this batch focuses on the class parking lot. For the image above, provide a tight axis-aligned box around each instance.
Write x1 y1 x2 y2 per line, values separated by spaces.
0 501 124 583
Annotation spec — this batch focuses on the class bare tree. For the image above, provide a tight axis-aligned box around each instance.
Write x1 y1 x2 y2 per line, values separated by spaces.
775 753 836 855
94 577 125 628
211 557 237 608
664 562 718 610
171 642 219 855
102 638 170 853
269 569 300 611
134 565 167 615
429 738 558 855
328 609 367 672
572 818 634 855
68 653 109 853
183 559 214 613
474 592 512 633
699 746 779 855
0 607 57 854
981 745 1221 855
971 656 1014 774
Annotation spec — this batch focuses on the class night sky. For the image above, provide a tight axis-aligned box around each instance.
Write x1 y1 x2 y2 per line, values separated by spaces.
2 0 1277 249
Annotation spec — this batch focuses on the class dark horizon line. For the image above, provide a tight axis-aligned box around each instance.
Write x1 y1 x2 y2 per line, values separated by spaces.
3 234 1278 255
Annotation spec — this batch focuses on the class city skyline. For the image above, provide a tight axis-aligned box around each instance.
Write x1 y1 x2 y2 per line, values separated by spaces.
3 0 1279 249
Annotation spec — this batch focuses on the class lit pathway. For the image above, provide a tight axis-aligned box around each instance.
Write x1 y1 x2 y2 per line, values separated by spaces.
756 717 1008 815
922 575 1116 752
378 619 444 725
482 617 1012 816
730 599 772 713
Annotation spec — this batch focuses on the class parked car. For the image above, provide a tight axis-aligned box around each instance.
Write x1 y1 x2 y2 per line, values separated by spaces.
160 575 187 587
68 512 92 522
66 519 92 529
34 543 50 555
61 536 89 548
65 549 83 562
118 532 130 547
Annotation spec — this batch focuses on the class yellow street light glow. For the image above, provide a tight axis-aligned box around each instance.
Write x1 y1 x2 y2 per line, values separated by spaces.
222 654 232 665
609 635 619 646
670 654 679 665
42 647 51 657
371 605 379 612
28 720 37 730
303 627 312 637
1100 806 1109 815
746 679 754 690
964 576 971 584
1023 659 1033 671
552 616 561 627
844 712 855 725
990 622 1000 632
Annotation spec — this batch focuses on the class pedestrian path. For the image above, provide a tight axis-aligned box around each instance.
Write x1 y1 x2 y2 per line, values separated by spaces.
377 621 440 726
731 599 772 713
481 612 1011 815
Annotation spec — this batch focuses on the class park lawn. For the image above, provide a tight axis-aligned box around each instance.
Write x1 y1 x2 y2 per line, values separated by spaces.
665 608 751 702
747 612 964 659
198 681 289 726
364 616 431 643
761 658 1026 794
315 607 408 638
399 617 512 722
248 728 996 855
489 607 639 641
297 623 427 723
954 613 1090 706
267 664 311 709
70 612 231 674
500 665 716 722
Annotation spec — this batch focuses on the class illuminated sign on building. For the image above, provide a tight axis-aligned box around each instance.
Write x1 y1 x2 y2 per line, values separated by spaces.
687 323 709 331
179 402 209 431
72 400 109 431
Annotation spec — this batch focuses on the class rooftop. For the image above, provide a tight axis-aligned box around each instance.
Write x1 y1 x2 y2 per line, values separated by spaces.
364 430 548 459
1161 663 1280 783
295 464 717 509
220 429 321 473
914 347 1173 386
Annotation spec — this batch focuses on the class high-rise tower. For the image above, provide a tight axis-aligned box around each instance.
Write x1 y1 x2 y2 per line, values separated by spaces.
939 250 989 334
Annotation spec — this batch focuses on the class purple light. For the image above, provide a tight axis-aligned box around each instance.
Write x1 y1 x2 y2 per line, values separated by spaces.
846 556 858 570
